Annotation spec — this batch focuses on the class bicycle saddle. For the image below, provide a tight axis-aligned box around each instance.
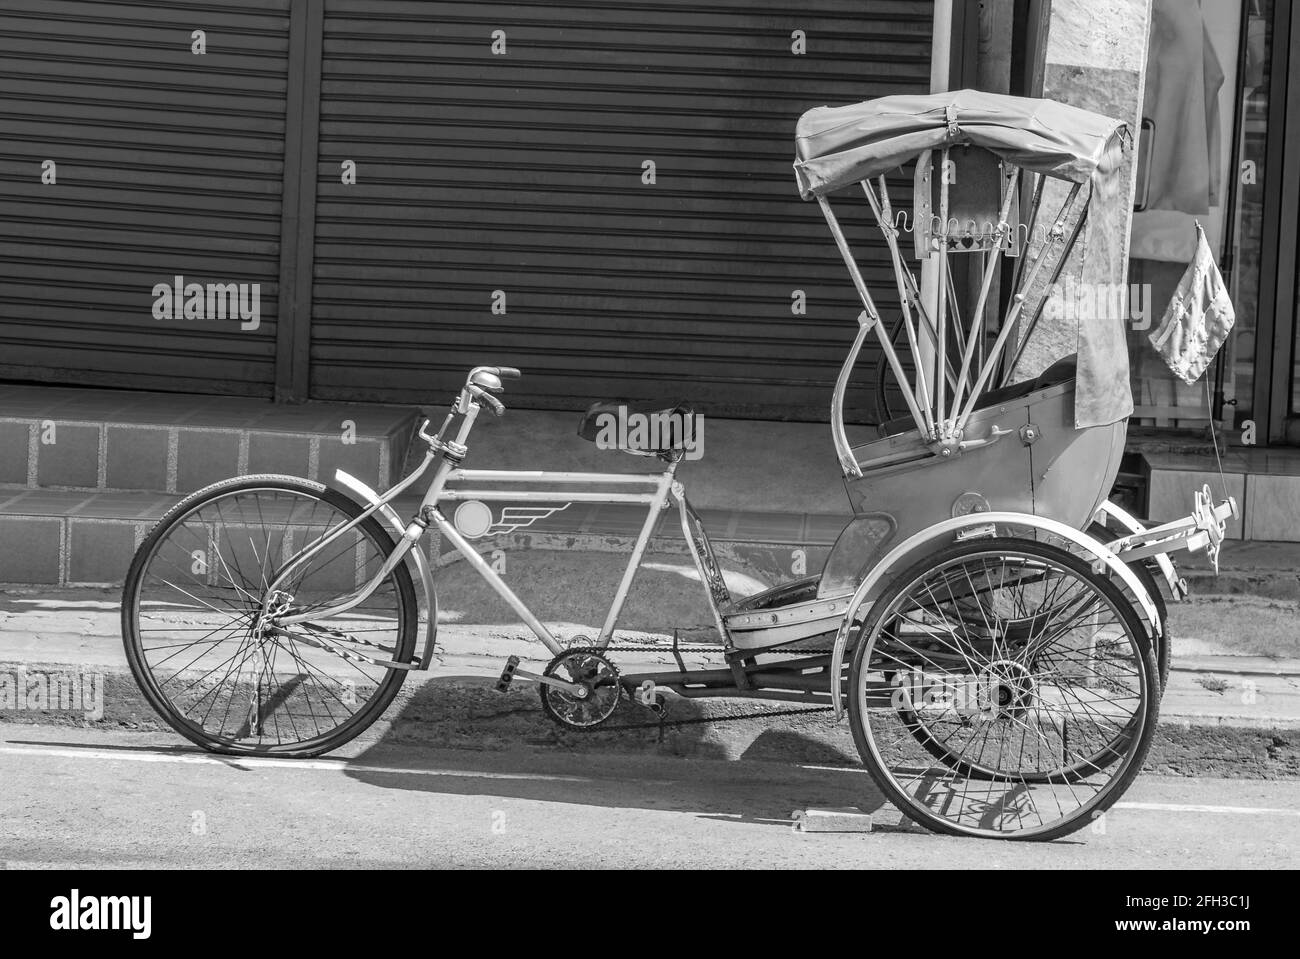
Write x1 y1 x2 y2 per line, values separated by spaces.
577 399 697 455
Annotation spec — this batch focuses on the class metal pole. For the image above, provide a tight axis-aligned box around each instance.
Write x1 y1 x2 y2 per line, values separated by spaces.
816 196 929 437
951 167 1020 415
935 147 951 429
831 318 873 476
864 178 936 438
955 179 1084 430
597 468 676 646
999 173 1045 385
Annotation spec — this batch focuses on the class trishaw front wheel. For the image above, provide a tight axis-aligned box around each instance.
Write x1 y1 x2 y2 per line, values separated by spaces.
121 475 419 757
848 538 1158 841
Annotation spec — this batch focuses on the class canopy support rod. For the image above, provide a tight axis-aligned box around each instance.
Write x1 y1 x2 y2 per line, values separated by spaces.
998 173 1045 385
816 196 928 438
954 179 1084 432
950 166 1020 420
934 147 951 432
862 177 935 439
898 261 960 396
880 219 959 397
831 318 873 477
1001 202 1091 384
861 178 959 398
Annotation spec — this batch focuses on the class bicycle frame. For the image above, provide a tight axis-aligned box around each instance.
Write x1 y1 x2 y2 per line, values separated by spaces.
264 386 731 670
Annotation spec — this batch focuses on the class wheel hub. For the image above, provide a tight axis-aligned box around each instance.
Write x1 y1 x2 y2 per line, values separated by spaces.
979 660 1036 719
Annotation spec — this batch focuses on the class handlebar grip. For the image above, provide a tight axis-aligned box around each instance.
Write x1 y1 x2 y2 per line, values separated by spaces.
495 367 522 380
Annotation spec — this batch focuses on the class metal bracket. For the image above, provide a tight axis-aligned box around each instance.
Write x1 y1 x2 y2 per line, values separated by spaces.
955 523 997 541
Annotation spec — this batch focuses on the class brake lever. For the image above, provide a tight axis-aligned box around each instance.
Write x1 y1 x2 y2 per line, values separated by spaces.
468 385 505 417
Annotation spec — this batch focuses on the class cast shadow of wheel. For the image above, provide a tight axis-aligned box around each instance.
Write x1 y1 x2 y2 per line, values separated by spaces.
339 674 886 827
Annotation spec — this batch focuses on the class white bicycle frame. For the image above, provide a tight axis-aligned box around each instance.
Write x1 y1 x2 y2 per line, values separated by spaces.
262 373 728 673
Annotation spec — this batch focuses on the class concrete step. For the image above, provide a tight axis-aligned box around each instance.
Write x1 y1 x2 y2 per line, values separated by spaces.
6 474 1300 593
0 383 417 496
1141 448 1300 542
0 485 847 587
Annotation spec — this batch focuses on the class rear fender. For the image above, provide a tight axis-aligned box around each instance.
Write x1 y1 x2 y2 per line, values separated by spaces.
827 511 1161 720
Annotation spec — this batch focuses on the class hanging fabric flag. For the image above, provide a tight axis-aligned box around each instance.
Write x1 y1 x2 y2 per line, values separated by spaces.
1148 221 1235 385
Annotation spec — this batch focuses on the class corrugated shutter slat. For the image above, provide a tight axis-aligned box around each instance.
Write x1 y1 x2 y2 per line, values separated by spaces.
310 0 933 419
0 0 290 395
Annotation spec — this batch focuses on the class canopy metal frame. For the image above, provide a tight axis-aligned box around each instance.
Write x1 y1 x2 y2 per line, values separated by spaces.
820 159 1090 478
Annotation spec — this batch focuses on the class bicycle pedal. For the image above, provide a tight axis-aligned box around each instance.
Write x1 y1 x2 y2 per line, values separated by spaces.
495 655 521 692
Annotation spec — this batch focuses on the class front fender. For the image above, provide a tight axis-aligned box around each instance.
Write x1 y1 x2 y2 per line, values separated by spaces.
827 511 1162 721
332 469 439 670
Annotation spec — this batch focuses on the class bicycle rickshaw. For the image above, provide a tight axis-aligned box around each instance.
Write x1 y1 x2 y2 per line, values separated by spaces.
122 91 1236 841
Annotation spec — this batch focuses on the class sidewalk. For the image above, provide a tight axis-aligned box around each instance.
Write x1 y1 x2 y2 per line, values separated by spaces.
2 565 1297 779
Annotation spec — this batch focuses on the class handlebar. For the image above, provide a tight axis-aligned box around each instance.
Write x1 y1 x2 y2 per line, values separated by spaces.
418 366 522 452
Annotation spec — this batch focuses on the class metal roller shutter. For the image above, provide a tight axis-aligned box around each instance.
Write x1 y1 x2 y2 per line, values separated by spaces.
0 0 289 396
311 0 932 419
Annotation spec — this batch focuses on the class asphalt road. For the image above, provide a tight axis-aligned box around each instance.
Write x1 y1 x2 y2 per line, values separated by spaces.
0 722 1296 869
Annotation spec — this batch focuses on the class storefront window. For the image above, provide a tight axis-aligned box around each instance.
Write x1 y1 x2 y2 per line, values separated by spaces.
1292 254 1300 414
1230 0 1272 427
1127 0 1270 431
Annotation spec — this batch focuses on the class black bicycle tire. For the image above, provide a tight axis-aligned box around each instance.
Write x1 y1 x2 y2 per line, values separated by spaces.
121 474 418 758
848 537 1159 841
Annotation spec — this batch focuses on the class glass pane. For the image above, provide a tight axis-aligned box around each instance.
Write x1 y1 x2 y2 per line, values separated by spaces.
1125 0 1271 430
1231 0 1273 426
1292 248 1300 413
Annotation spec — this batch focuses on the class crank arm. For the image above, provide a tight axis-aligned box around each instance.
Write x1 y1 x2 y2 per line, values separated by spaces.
508 667 587 695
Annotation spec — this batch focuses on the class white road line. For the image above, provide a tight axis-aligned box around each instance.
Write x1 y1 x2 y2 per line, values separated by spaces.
1114 801 1300 817
0 745 589 783
4 746 1294 817
798 764 1300 817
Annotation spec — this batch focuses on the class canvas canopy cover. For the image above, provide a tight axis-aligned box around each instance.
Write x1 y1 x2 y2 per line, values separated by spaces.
793 89 1128 200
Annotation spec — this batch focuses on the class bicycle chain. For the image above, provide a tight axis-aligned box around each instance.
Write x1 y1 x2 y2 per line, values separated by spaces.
564 641 838 736
592 702 835 736
596 644 834 655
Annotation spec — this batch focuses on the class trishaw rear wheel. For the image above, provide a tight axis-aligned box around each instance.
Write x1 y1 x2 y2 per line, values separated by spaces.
848 538 1158 841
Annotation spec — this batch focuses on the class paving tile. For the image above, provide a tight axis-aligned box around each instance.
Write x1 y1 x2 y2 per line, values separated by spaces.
0 489 179 522
1 490 96 513
67 520 137 584
104 426 170 492
0 489 28 511
0 422 31 485
0 384 413 434
0 517 62 584
176 430 240 494
1245 474 1300 542
247 432 311 478
34 424 100 488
